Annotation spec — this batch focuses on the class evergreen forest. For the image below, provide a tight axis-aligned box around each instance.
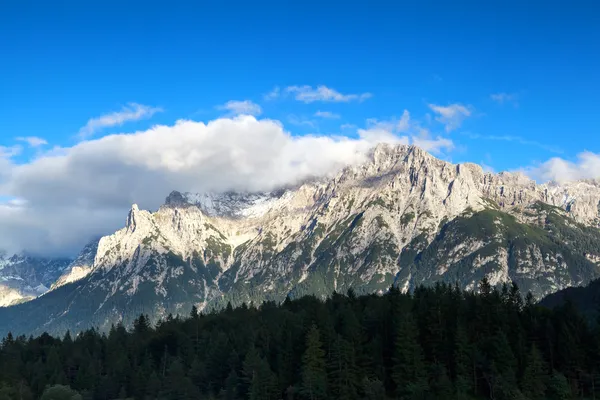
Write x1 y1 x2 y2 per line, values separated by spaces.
1 279 599 400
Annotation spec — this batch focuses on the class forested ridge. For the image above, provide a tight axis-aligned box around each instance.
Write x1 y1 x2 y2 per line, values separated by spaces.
1 280 599 400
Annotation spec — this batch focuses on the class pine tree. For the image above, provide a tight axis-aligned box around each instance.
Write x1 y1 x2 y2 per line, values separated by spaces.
243 346 277 400
547 370 571 400
39 385 82 400
220 369 240 400
300 325 327 400
453 323 474 399
132 351 154 398
46 347 67 386
521 344 547 400
429 362 453 399
361 377 386 400
327 335 358 400
190 356 209 394
392 313 427 399
160 357 200 400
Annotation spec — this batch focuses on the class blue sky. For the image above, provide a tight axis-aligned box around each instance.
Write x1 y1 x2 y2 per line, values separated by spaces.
1 0 598 171
0 1 600 255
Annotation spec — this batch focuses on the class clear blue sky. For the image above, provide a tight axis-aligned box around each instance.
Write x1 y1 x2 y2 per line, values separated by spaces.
1 0 599 172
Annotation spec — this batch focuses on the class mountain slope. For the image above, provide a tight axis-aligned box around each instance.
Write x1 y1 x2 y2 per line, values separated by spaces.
0 253 72 306
1 144 600 336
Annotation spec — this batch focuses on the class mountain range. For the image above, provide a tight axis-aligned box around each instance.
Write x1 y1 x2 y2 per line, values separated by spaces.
1 143 600 336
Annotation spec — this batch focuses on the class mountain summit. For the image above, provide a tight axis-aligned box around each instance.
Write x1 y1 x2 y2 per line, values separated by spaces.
2 144 600 335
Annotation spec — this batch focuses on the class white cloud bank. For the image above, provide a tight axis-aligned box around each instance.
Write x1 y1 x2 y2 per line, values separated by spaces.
0 115 412 256
525 151 600 183
2 109 592 257
78 103 163 139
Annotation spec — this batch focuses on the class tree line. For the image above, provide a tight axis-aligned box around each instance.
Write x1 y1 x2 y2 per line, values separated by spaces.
1 278 599 399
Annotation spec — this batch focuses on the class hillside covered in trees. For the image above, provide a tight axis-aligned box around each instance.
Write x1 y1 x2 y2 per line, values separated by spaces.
1 280 599 400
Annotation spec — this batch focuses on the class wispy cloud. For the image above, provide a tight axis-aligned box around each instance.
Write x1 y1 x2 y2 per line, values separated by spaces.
16 136 48 147
480 163 495 173
359 109 454 155
341 123 357 130
397 110 410 132
314 111 341 119
285 85 372 103
217 100 262 116
428 103 473 132
466 133 563 154
78 103 162 139
0 145 22 159
490 92 519 106
288 115 317 128
264 87 281 101
365 110 411 134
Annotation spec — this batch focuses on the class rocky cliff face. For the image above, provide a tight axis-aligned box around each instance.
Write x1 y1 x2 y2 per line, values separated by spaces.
50 240 99 290
2 144 600 335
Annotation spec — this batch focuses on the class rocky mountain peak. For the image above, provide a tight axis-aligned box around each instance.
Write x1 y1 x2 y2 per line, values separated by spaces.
4 143 600 335
126 203 153 233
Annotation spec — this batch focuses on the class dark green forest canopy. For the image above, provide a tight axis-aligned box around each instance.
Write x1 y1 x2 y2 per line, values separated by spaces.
1 281 599 400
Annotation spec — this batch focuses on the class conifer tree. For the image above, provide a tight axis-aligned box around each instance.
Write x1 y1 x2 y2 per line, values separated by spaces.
392 313 427 399
327 335 358 400
243 346 277 400
300 325 327 400
361 377 386 400
521 344 547 400
547 370 571 400
453 323 474 398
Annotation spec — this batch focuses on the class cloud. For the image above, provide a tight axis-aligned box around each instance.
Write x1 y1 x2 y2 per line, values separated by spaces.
466 133 562 154
314 111 340 119
340 124 357 130
0 115 420 256
524 151 600 183
428 103 472 132
365 110 413 136
16 136 48 147
491 92 519 106
263 87 280 101
287 115 317 128
0 146 22 159
411 136 454 154
285 85 372 103
217 100 262 116
480 163 495 173
397 110 410 132
359 109 454 155
78 103 163 139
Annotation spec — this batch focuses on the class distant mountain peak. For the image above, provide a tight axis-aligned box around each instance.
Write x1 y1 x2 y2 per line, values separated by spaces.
163 189 291 219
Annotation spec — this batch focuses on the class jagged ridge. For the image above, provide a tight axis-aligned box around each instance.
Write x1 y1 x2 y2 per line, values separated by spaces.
1 144 600 335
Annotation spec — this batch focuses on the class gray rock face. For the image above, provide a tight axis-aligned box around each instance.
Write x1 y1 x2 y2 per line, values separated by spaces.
2 144 600 335
50 239 100 290
0 253 71 306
